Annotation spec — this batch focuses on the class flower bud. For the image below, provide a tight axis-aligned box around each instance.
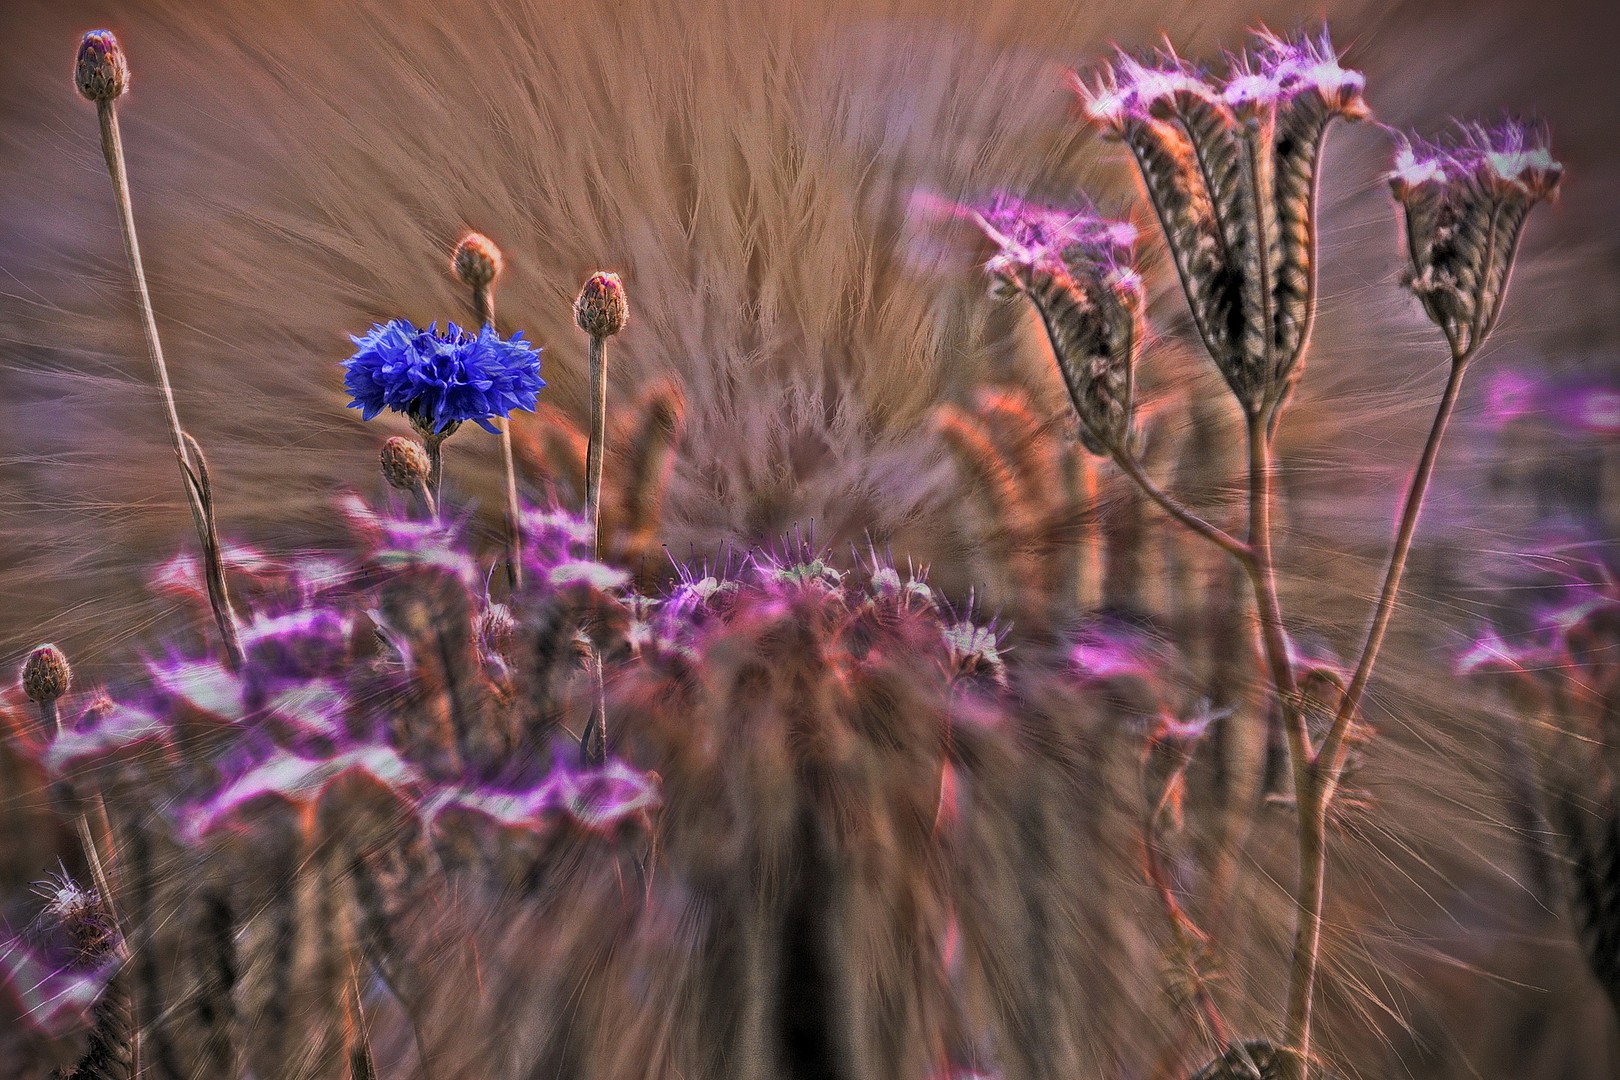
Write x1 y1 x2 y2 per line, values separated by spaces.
453 232 503 290
380 436 431 490
22 644 72 704
75 30 129 104
575 271 629 338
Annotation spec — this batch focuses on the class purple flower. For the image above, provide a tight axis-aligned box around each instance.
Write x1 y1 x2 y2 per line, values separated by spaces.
343 320 544 436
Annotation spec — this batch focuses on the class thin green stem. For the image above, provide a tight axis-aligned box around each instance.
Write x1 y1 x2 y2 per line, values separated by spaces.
1317 352 1473 803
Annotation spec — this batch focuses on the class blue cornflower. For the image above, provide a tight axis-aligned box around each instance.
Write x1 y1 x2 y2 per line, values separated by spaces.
343 320 545 436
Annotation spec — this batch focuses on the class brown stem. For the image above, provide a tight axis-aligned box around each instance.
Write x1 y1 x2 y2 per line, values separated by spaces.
585 335 608 556
97 99 241 669
581 333 610 766
1317 353 1473 803
1238 411 1319 1077
472 283 525 590
1111 451 1253 566
425 434 446 509
1144 783 1230 1051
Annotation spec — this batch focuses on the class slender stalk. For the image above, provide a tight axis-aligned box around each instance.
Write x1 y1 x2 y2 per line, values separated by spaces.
40 699 119 918
1242 415 1306 774
424 433 446 509
470 280 525 590
582 332 609 766
95 99 241 669
417 477 439 522
1144 785 1230 1052
1111 450 1254 566
585 335 609 553
1317 352 1473 802
1236 411 1322 1078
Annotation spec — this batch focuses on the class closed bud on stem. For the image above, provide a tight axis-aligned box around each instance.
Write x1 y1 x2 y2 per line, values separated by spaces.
968 194 1143 457
75 29 129 104
379 436 431 491
575 271 629 338
22 644 72 704
453 232 503 291
1390 118 1561 361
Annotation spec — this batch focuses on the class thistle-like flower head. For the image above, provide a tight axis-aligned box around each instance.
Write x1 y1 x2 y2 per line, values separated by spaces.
575 271 629 338
969 194 1142 455
1390 118 1561 359
74 29 128 104
343 320 544 437
1073 27 1365 421
22 644 72 705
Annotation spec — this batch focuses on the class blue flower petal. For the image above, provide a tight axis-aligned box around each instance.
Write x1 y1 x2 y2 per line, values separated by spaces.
342 319 545 434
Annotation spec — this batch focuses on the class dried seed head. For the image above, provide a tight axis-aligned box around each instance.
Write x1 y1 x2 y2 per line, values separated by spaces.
453 231 503 290
1391 119 1561 359
22 644 72 704
75 29 129 104
1074 28 1364 420
575 271 629 338
380 436 431 491
968 195 1142 455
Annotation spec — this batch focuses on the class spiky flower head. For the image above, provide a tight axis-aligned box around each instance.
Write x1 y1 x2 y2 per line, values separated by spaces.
453 232 503 291
1074 28 1366 420
379 435 431 491
343 319 544 437
34 874 118 967
969 194 1142 455
74 29 128 104
575 271 629 338
22 644 72 704
1390 118 1562 360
